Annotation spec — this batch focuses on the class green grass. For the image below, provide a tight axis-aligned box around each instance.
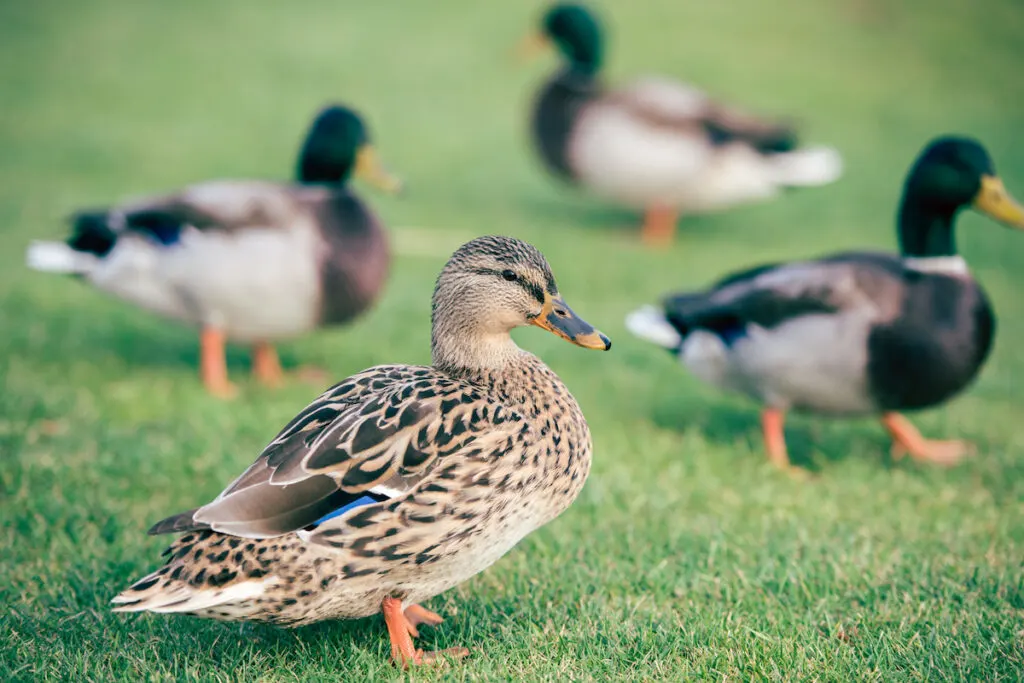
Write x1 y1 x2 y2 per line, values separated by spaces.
3 0 1024 679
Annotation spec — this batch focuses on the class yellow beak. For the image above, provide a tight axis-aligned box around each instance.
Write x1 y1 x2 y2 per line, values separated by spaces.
515 32 550 62
529 293 611 351
354 145 403 195
974 175 1024 228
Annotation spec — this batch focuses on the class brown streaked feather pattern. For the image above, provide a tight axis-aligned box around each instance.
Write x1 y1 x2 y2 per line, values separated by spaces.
150 363 527 539
116 352 590 626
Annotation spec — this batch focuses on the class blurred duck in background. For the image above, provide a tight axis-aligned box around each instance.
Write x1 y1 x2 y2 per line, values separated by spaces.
522 2 842 247
627 136 1024 471
26 105 401 398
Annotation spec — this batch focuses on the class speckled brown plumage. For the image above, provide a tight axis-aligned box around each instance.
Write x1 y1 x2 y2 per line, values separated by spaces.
112 235 611 665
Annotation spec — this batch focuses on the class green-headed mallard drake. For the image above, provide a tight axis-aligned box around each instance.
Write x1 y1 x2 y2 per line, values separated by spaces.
523 3 842 246
26 104 401 397
626 136 1024 470
111 235 611 666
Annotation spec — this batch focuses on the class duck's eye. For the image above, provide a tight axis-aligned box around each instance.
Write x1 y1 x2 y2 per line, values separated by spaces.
501 269 518 282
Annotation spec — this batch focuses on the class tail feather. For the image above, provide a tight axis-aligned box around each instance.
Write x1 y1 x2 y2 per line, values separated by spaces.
111 570 270 614
625 305 682 350
769 146 843 187
25 241 99 274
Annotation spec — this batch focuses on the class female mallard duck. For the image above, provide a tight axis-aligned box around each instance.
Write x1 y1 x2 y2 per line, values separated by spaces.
111 236 611 666
626 136 1024 470
523 3 842 246
25 104 401 397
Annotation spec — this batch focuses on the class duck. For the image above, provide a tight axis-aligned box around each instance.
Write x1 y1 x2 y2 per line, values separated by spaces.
110 235 611 666
626 136 1024 471
522 3 842 246
25 104 401 397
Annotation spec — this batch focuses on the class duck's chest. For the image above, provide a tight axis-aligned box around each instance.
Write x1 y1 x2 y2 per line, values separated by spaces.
490 367 593 518
532 72 599 181
866 277 995 410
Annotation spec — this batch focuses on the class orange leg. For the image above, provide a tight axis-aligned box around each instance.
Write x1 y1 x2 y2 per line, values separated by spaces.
382 597 468 668
251 342 284 387
761 407 791 470
881 413 974 466
640 206 679 247
200 327 236 398
252 343 329 388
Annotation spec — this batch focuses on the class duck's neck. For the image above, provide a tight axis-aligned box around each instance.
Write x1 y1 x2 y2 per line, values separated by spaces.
431 320 523 381
897 193 960 259
565 59 600 79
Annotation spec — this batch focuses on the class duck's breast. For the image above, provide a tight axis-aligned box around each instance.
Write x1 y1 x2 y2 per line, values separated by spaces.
866 275 994 410
307 191 390 326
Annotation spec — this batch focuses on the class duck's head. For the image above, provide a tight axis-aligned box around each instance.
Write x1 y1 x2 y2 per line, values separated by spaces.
903 136 1024 229
296 105 402 193
431 236 610 371
520 3 603 74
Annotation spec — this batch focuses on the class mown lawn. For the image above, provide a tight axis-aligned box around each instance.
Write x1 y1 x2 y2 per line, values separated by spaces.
2 0 1023 680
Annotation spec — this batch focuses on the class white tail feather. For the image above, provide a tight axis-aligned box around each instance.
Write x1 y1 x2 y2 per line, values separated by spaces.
111 577 270 614
26 241 98 274
769 146 843 187
625 305 682 349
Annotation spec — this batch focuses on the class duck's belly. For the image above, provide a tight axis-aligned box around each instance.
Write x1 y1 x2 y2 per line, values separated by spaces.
88 227 324 342
682 313 879 416
193 503 559 627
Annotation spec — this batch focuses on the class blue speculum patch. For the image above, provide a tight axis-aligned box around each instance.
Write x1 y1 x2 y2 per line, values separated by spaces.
311 493 387 526
717 324 748 346
145 221 183 246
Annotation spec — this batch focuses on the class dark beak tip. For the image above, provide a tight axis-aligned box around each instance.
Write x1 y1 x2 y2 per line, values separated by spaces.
601 335 612 351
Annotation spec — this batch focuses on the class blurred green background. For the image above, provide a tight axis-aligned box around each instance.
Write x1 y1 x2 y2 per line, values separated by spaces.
2 0 1023 679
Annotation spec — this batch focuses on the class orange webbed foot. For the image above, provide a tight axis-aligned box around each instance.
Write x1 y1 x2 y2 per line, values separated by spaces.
882 413 975 466
383 598 468 668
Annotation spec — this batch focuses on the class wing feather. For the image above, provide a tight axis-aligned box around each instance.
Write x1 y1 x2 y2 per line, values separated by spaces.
665 253 901 335
110 180 302 245
149 364 528 539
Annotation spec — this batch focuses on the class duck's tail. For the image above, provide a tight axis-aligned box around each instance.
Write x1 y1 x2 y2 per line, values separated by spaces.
768 145 843 187
27 211 120 275
111 530 274 617
111 570 270 615
625 305 682 350
25 241 99 274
